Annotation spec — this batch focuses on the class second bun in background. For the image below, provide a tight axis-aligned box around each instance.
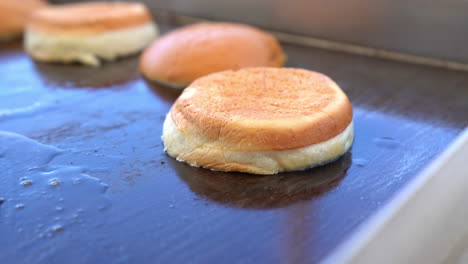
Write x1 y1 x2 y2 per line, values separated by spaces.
0 0 47 41
25 2 158 66
140 22 286 89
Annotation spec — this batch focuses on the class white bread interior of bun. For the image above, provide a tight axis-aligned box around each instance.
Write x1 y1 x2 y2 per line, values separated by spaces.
162 113 354 175
25 22 158 66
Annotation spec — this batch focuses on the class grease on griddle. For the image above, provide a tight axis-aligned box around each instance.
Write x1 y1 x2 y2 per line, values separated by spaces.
20 179 33 187
51 224 63 233
0 131 111 242
48 178 61 187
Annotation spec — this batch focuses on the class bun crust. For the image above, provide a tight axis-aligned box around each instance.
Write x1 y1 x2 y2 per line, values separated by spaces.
27 2 153 34
140 23 285 88
171 67 353 151
0 0 47 40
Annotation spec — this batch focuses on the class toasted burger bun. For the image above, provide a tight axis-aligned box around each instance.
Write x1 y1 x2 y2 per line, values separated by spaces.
162 67 354 175
0 0 47 41
25 2 158 66
140 22 285 89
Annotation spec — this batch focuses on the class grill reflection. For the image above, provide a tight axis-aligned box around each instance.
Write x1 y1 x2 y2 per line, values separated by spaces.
173 152 351 209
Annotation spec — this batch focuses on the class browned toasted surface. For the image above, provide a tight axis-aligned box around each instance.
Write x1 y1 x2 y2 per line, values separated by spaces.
140 23 285 87
0 0 47 37
27 2 153 34
171 67 353 151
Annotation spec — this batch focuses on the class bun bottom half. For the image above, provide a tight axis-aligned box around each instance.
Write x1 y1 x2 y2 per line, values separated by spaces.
162 114 354 175
25 22 158 66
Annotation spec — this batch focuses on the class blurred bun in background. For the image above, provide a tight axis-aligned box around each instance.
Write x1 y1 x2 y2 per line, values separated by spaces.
0 0 47 41
25 2 158 66
140 22 285 89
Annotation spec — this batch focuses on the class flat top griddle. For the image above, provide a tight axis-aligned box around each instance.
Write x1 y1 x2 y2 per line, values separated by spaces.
0 24 467 264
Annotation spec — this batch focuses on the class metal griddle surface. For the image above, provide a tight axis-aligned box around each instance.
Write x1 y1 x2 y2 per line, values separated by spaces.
0 31 467 264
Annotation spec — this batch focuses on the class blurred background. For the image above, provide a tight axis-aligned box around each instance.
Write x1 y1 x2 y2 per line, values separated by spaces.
54 0 468 64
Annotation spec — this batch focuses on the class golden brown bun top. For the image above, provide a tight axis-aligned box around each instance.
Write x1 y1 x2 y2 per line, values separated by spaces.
27 2 153 34
0 0 47 36
140 23 285 87
171 67 353 151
